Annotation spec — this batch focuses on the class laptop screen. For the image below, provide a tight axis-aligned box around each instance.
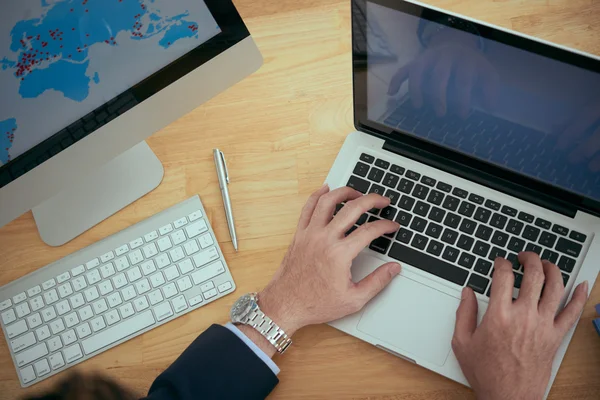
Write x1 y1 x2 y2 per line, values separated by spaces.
364 1 600 203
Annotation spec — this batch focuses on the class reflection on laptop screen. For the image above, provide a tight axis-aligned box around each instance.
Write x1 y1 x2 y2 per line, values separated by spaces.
366 2 600 202
0 0 221 166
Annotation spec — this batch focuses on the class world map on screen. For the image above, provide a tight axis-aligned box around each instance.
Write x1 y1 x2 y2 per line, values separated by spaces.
1 0 205 164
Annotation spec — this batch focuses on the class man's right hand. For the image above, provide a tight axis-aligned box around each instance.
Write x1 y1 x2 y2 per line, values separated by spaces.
452 253 589 400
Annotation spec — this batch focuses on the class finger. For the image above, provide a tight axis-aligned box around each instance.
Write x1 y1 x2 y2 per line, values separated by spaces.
354 262 401 307
568 126 600 163
455 62 475 119
557 104 600 149
310 187 362 228
590 155 600 172
453 287 478 349
330 193 391 233
345 219 400 258
517 252 546 306
430 58 453 116
388 63 411 96
538 260 565 317
555 281 589 335
488 258 514 309
409 59 428 109
297 184 330 230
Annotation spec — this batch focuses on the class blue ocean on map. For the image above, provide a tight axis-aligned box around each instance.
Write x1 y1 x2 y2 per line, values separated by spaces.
0 119 17 164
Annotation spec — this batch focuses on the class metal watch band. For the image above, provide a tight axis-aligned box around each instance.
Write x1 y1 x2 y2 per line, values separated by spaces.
246 307 292 354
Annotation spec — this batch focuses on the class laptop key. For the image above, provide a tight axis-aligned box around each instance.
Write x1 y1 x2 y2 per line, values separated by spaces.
427 190 445 206
552 224 569 236
391 164 405 175
367 168 385 183
458 202 476 218
557 256 576 273
414 201 430 217
395 211 412 226
539 232 557 248
426 240 444 257
388 243 469 286
436 182 452 193
384 189 400 206
353 162 370 178
485 200 501 211
518 211 534 223
569 231 587 243
507 237 525 253
506 219 524 236
399 196 416 211
525 243 542 255
467 274 489 294
541 249 559 264
380 206 397 221
425 222 443 239
507 253 520 270
457 235 475 251
474 259 492 275
334 204 344 215
410 217 428 233
443 213 461 229
555 238 582 258
382 173 400 188
357 214 368 225
442 246 460 263
562 273 569 286
535 218 551 230
452 188 468 199
459 219 477 235
397 178 415 194
468 194 484 205
369 183 386 196
441 228 459 245
474 241 490 257
346 226 358 236
428 207 445 223
458 253 476 269
396 229 413 244
514 272 523 288
375 159 390 169
421 176 436 187
475 225 493 241
474 207 491 224
406 170 420 181
369 237 391 254
522 225 540 242
360 153 375 164
489 247 507 261
442 196 460 212
491 231 509 247
490 213 508 229
501 206 518 217
413 184 429 200
347 176 370 194
411 234 429 250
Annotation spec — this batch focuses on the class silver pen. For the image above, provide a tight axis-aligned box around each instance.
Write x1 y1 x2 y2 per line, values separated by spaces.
213 149 238 251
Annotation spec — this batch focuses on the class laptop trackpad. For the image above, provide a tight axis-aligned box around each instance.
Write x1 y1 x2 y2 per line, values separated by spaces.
357 276 460 367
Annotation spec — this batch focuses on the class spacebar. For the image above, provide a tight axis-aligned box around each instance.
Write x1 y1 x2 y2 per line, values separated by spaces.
82 310 155 355
388 243 469 286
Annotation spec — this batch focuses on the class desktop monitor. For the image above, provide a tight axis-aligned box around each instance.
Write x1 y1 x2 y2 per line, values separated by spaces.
0 0 262 246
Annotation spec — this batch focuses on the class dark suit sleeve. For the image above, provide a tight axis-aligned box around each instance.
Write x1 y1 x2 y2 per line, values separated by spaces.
142 324 279 400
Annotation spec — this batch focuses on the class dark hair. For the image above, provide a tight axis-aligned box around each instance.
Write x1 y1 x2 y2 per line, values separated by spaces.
23 373 136 400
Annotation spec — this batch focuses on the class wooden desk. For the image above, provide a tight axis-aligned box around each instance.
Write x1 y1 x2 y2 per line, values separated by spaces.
1 0 600 398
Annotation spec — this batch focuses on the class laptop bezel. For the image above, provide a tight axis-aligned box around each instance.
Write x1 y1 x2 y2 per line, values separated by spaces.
352 0 600 218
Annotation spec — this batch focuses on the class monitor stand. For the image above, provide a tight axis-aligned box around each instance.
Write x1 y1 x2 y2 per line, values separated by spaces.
32 141 164 247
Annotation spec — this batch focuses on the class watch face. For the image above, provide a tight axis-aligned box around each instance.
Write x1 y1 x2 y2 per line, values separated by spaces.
230 294 254 323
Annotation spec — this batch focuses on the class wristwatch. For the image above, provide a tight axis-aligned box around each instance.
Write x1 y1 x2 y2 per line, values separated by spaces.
230 293 293 354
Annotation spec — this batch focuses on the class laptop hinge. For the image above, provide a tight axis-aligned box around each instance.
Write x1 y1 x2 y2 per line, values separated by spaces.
382 139 578 219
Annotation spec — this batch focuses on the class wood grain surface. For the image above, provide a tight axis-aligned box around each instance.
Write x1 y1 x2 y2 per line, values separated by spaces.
1 0 600 398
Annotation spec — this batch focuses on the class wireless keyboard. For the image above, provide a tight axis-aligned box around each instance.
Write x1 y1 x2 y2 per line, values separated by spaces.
0 195 236 387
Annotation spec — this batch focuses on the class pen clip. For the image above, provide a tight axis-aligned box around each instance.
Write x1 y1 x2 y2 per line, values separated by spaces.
219 150 230 184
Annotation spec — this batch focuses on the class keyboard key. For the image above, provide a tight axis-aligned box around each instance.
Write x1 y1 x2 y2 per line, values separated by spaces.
412 184 429 200
82 310 155 355
425 222 443 239
474 259 492 275
413 201 430 217
475 225 493 241
185 220 208 239
426 240 444 256
384 190 401 206
458 253 476 269
468 194 484 205
467 274 489 294
353 162 370 177
114 256 130 272
443 213 461 229
20 365 36 384
100 263 116 279
558 256 576 273
410 217 427 233
49 353 65 370
459 219 477 235
218 281 233 293
535 218 552 230
144 230 159 242
406 170 420 181
421 176 436 187
525 243 542 255
76 322 92 339
489 247 507 261
380 206 397 221
507 237 526 253
0 299 11 311
436 182 452 193
395 211 412 226
501 206 517 217
442 246 459 263
357 213 369 225
541 249 559 264
517 212 534 223
27 285 42 297
129 237 144 249
370 237 391 254
490 213 507 229
360 153 375 164
399 196 416 211
441 228 458 245
458 202 475 218
514 272 523 288
555 238 582 258
562 273 569 286
523 225 540 242
6 319 28 339
1 309 16 324
71 265 85 277
16 342 48 367
192 247 220 268
491 231 509 247
10 331 36 352
442 195 460 211
427 190 444 206
85 258 100 270
16 302 31 318
569 231 587 243
188 210 203 222
391 164 405 175
539 232 557 248
56 272 70 284
115 244 129 256
474 207 491 224
507 253 520 270
396 229 413 244
375 159 390 169
389 243 469 286
397 178 415 194
474 241 490 257
452 188 468 199
368 184 385 196
142 243 159 259
552 225 569 236
382 173 400 188
506 219 524 236
457 235 474 251
367 168 385 183
411 234 429 250
484 200 501 211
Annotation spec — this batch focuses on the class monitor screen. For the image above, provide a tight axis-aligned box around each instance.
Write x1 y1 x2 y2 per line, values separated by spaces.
365 1 600 202
0 0 221 167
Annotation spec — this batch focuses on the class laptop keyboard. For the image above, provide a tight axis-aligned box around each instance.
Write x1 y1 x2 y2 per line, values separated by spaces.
342 152 588 296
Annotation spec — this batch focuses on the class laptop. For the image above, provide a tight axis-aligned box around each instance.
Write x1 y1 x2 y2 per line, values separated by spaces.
327 0 600 396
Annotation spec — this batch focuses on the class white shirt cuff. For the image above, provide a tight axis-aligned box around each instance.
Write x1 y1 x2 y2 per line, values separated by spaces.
224 322 280 375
